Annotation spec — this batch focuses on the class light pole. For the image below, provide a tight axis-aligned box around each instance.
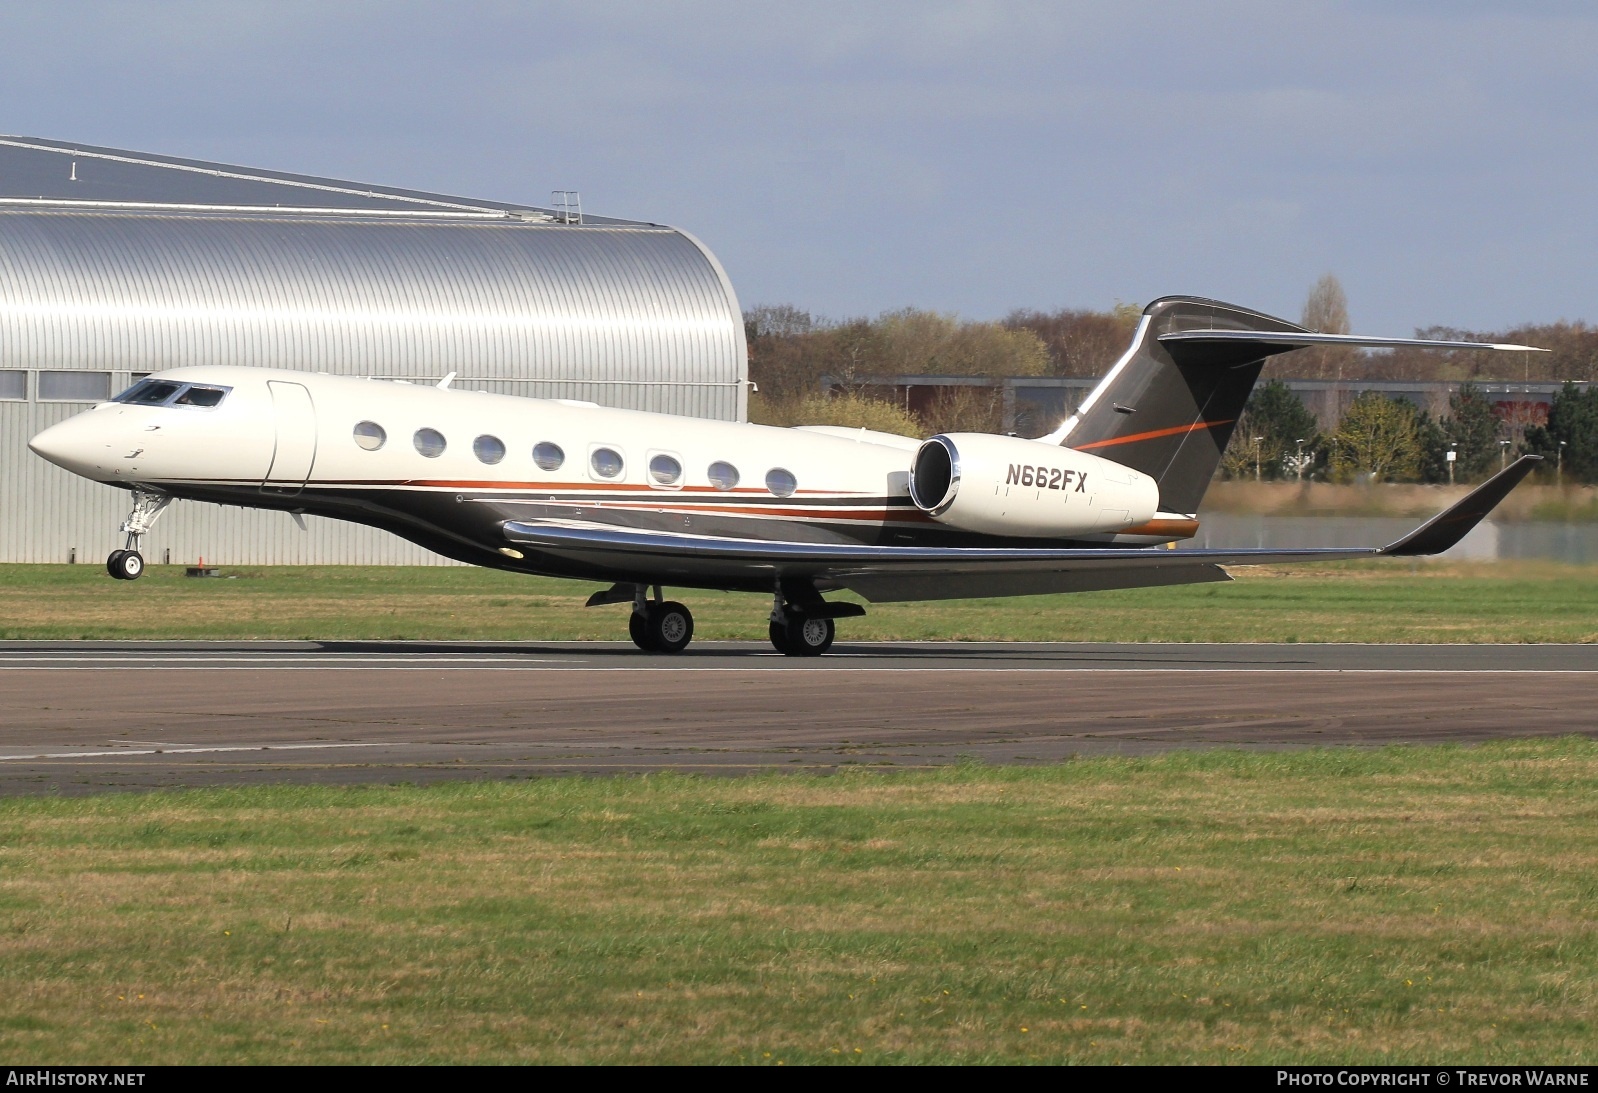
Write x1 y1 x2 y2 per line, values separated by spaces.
1447 448 1456 486
1295 438 1306 482
1253 435 1264 482
1498 439 1510 471
1559 440 1567 486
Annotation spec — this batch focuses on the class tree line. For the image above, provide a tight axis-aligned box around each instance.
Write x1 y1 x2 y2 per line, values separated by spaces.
745 276 1598 483
1221 379 1597 485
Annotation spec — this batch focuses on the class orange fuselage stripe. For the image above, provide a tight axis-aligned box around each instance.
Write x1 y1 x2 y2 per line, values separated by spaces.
1073 419 1235 451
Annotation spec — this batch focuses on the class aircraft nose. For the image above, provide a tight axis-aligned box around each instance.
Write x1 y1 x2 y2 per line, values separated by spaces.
29 413 110 479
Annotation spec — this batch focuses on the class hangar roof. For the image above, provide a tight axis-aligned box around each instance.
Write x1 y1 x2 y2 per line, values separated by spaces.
0 136 747 422
0 134 639 224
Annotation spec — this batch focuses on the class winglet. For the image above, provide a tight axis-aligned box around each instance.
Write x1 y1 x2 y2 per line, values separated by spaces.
1380 455 1542 557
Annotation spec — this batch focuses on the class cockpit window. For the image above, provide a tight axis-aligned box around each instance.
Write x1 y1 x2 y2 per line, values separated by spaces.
116 380 182 405
113 379 231 409
174 385 227 407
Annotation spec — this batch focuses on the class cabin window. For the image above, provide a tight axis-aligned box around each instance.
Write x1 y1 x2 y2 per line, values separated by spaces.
0 370 23 401
590 447 624 479
707 461 739 491
115 379 181 405
413 428 447 458
40 371 111 402
765 468 797 498
174 385 227 408
474 435 506 465
533 441 565 471
353 421 387 451
648 453 683 487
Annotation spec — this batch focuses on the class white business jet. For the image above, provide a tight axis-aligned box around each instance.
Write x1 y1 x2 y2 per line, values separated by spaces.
29 296 1543 656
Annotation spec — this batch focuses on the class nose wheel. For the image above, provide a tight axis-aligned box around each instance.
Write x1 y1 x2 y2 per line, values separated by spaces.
106 549 144 581
105 489 172 581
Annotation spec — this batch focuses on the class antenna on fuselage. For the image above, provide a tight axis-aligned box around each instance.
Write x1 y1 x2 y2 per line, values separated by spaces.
436 372 457 390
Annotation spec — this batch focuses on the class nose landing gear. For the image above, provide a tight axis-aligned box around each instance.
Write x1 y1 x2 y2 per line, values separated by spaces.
106 489 172 581
106 548 144 581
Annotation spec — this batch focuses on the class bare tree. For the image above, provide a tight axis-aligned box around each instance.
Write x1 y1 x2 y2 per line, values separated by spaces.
1291 274 1359 382
921 384 1005 434
1005 303 1142 377
743 304 816 339
1301 274 1350 335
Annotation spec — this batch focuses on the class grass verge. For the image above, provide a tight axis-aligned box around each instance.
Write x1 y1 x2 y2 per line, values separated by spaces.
1 741 1595 1063
1 560 1596 643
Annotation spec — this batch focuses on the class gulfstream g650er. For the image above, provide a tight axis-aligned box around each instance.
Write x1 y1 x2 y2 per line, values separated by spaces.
30 296 1543 655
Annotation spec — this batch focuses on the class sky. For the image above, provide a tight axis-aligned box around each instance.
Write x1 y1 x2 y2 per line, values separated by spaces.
1 1 1594 333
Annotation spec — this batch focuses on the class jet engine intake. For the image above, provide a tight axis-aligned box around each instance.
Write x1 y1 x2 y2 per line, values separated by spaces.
908 433 1159 538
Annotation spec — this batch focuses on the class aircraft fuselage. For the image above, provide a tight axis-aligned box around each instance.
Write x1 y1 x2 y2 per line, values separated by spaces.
28 366 1175 592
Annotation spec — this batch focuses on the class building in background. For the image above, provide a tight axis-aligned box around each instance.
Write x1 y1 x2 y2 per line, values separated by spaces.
1 136 747 564
827 374 1584 442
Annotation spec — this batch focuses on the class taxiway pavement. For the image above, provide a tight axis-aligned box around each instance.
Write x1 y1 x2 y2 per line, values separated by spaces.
0 641 1592 794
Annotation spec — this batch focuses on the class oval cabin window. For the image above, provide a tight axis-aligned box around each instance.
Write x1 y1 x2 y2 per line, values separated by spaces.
765 468 797 498
533 442 565 471
473 435 506 464
707 461 739 491
413 428 447 458
590 447 624 479
648 454 682 486
353 421 386 451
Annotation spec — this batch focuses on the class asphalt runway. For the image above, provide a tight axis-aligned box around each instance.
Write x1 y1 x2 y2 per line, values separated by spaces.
0 640 1594 794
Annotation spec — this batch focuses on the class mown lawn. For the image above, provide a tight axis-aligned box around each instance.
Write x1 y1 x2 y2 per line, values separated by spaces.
1 560 1595 643
0 742 1594 1064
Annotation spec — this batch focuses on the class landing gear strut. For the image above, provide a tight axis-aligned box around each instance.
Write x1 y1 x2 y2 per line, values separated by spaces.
107 489 171 581
626 585 695 654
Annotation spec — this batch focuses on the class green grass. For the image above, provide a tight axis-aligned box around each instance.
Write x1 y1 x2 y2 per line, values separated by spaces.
1 741 1596 1063
1 560 1595 642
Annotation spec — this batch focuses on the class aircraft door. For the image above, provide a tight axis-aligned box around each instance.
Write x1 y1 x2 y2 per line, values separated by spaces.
261 381 317 496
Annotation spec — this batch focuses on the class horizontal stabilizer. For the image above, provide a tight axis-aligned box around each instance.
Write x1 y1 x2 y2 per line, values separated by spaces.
1379 455 1541 557
1158 328 1548 357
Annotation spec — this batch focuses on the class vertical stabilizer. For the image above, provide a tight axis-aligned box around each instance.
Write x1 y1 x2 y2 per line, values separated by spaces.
1045 297 1308 515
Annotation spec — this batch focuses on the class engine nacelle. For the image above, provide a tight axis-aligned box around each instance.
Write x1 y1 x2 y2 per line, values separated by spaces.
908 433 1159 538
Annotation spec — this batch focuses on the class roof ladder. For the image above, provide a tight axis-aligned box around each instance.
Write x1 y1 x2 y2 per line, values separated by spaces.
551 190 582 225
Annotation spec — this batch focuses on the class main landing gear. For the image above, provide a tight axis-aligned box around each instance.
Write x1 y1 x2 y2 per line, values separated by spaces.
106 489 172 581
584 580 865 657
766 586 865 657
768 615 834 657
600 585 696 654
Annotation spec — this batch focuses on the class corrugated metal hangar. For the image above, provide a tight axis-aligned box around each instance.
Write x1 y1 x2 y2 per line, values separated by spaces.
0 135 748 564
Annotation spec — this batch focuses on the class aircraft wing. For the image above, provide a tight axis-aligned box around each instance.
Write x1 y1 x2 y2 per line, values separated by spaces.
502 456 1539 603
